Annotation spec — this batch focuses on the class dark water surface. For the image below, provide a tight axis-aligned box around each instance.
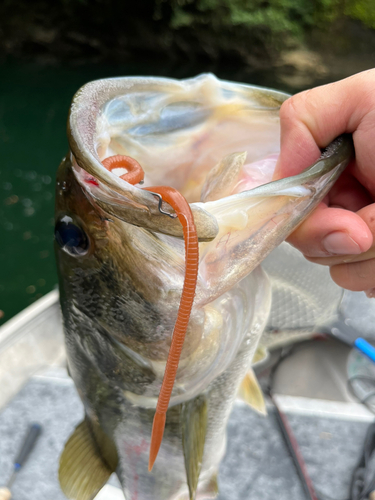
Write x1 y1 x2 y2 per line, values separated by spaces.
0 56 373 326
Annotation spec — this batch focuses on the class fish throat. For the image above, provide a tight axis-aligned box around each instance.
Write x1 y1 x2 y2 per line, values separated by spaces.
102 155 199 471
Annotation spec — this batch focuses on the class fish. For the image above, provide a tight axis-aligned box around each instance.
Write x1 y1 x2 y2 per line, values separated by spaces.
55 74 353 500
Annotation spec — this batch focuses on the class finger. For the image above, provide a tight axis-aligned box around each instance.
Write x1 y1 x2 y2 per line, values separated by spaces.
306 246 375 267
330 258 375 291
287 204 372 258
327 171 373 212
326 204 375 294
297 203 375 266
274 69 375 185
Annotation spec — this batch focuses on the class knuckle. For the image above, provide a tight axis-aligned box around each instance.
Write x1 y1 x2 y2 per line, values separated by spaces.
279 96 297 121
279 91 309 123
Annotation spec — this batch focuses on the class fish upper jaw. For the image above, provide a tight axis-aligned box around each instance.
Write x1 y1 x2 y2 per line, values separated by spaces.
71 157 219 242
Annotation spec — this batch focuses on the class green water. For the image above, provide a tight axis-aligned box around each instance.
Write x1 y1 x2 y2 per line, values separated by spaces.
0 61 154 325
0 57 372 326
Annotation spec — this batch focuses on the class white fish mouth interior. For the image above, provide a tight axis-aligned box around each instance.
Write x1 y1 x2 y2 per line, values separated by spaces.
94 75 285 201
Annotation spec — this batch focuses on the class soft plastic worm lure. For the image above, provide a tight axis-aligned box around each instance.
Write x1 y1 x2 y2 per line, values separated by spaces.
102 155 199 471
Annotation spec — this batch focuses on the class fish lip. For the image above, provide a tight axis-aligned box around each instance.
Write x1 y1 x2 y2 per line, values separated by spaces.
70 154 159 212
72 159 151 213
71 156 219 241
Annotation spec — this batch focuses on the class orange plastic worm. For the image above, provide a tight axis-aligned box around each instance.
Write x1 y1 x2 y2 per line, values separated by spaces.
102 155 199 471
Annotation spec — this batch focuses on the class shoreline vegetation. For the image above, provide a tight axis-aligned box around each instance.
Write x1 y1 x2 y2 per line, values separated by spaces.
1 1 375 75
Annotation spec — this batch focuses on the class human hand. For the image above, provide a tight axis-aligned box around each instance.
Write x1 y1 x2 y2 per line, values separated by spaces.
274 69 375 296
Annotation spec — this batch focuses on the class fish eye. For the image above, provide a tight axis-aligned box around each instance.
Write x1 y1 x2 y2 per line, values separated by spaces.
55 216 89 256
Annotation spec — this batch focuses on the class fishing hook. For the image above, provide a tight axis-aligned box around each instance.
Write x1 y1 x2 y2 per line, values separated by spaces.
148 191 178 219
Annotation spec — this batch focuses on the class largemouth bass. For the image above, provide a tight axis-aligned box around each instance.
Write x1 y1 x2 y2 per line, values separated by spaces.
55 74 353 500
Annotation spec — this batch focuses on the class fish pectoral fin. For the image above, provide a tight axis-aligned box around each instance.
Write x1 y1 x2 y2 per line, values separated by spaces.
237 369 267 416
181 395 208 500
59 419 114 500
252 345 268 366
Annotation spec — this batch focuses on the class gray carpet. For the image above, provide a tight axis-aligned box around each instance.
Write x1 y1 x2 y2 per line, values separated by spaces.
0 373 370 500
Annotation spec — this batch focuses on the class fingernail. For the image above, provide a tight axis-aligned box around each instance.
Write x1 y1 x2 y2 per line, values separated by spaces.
322 232 362 255
366 288 375 299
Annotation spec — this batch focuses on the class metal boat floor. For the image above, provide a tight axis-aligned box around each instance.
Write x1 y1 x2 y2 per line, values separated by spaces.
0 368 371 500
1 289 374 499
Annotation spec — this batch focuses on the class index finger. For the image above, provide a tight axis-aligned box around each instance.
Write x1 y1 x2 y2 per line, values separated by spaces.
274 69 375 190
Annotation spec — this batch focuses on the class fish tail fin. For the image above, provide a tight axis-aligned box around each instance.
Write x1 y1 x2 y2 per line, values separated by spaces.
148 410 166 471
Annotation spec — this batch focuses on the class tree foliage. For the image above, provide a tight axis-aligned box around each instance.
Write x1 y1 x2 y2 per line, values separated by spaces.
163 0 344 31
345 0 375 29
0 0 373 63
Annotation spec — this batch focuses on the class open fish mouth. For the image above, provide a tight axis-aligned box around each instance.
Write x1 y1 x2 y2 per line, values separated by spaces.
68 74 288 193
68 74 287 241
68 74 353 302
